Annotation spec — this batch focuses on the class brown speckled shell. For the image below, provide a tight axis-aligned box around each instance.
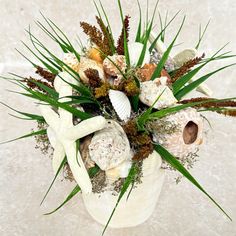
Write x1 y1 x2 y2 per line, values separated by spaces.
103 55 126 77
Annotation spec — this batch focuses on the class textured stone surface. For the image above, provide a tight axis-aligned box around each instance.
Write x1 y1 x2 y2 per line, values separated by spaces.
0 0 236 235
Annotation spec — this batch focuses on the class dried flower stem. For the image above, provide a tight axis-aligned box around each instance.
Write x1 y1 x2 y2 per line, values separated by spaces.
36 66 56 83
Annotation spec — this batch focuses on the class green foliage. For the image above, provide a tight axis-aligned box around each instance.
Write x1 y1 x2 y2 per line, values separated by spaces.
154 145 232 221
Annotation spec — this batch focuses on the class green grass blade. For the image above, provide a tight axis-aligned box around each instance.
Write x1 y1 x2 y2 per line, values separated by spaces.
154 145 232 221
149 10 180 53
151 16 186 80
44 166 100 215
136 0 159 67
40 157 67 205
0 102 45 122
195 19 211 50
102 163 138 235
175 63 236 100
117 0 130 66
135 0 142 42
0 129 46 145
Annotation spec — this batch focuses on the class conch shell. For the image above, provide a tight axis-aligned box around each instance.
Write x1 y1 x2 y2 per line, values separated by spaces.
89 120 132 170
139 79 177 109
149 107 204 158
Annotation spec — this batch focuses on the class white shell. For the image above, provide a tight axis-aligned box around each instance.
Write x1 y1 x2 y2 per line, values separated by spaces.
109 89 131 121
79 57 105 84
149 32 167 54
151 107 204 158
129 42 150 67
173 48 197 68
105 160 132 183
63 53 80 72
82 151 165 228
139 80 177 109
89 120 131 170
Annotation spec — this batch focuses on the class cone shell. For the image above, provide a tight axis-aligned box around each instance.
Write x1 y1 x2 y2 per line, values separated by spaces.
129 42 150 67
79 57 105 84
89 120 132 170
109 89 131 121
63 53 80 72
173 48 197 68
103 55 126 77
149 108 204 158
139 80 177 109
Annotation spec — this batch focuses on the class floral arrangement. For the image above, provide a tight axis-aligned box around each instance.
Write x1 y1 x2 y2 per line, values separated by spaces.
1 0 235 234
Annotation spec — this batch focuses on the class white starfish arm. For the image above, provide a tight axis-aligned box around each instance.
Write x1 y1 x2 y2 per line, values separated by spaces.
196 83 213 97
47 127 57 148
52 141 66 173
64 141 92 194
39 105 60 130
65 116 106 141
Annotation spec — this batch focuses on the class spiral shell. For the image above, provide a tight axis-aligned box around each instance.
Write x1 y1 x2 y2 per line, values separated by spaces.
79 57 105 84
149 108 204 158
139 79 177 109
89 120 132 170
103 55 126 77
109 89 131 121
80 136 95 170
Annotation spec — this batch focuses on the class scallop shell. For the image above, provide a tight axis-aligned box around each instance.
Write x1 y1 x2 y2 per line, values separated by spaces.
82 150 165 228
63 53 80 73
139 80 177 109
89 120 132 171
173 48 197 68
103 55 126 77
129 42 150 67
149 107 204 158
109 89 131 121
79 57 105 84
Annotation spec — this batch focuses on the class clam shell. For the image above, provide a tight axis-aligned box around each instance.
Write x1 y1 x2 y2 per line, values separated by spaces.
89 120 131 170
139 80 177 109
173 48 197 68
109 89 131 121
129 42 150 67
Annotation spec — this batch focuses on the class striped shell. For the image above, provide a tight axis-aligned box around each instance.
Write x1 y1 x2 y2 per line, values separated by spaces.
150 108 204 158
173 48 197 68
89 120 132 170
109 89 131 121
139 79 177 109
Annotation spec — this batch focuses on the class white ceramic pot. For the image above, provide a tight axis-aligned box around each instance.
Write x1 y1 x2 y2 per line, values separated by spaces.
82 151 165 228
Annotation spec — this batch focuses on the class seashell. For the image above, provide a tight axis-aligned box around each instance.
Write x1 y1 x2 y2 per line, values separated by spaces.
89 120 132 170
80 136 95 170
149 32 167 54
109 89 131 121
63 53 80 73
137 63 172 82
139 80 177 109
103 55 126 77
79 57 105 84
87 46 103 63
173 48 197 68
129 42 150 67
82 150 165 228
105 160 132 183
148 107 204 158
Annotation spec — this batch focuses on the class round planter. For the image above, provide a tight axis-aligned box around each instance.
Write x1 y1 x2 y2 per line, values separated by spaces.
82 151 165 228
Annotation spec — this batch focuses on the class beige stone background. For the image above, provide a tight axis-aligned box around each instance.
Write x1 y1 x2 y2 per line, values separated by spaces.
0 0 236 235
